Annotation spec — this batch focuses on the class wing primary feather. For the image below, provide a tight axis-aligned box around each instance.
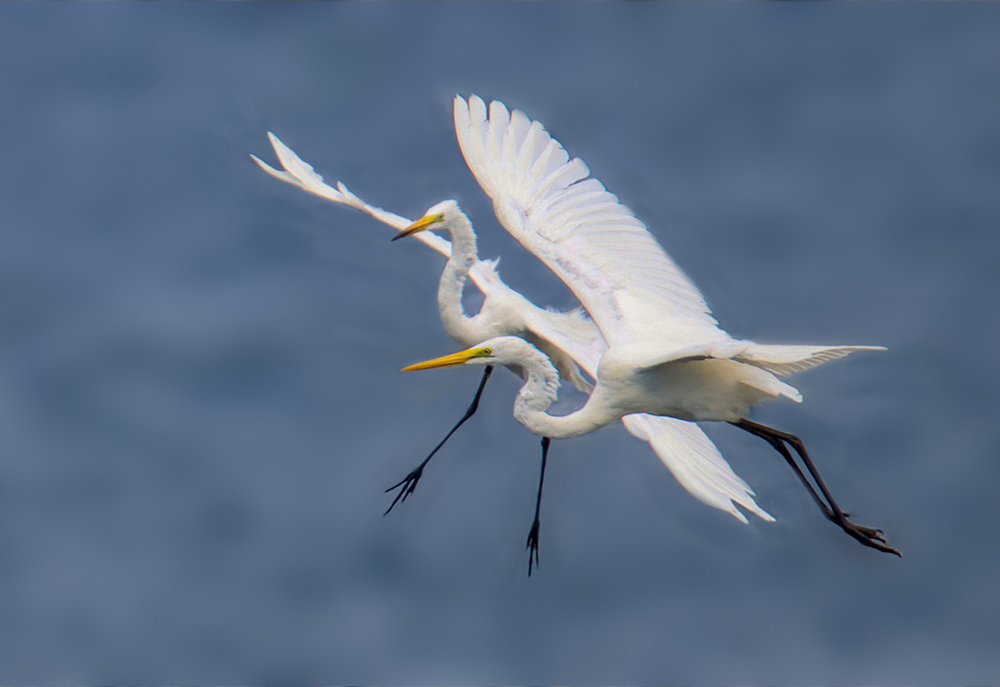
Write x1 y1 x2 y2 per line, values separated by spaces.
622 414 774 523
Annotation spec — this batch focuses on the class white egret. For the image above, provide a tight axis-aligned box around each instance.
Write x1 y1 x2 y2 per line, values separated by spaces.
253 128 777 573
401 96 898 556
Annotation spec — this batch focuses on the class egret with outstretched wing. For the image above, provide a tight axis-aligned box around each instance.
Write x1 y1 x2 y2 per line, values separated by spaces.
402 96 897 556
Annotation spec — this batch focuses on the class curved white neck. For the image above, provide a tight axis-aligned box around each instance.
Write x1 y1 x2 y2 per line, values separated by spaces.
437 213 479 339
512 343 616 440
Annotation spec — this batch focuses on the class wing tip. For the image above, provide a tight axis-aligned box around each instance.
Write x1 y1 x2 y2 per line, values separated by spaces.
730 497 776 524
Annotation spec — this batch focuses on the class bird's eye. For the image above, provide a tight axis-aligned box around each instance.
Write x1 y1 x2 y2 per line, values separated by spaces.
480 348 493 356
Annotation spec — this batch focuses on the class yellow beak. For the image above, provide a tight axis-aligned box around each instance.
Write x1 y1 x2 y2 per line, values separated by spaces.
401 346 491 372
391 213 444 242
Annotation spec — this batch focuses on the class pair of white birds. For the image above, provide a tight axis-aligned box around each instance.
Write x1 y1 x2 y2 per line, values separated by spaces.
254 95 899 573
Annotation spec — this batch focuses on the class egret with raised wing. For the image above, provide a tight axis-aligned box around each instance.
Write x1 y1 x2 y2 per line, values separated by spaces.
401 96 898 556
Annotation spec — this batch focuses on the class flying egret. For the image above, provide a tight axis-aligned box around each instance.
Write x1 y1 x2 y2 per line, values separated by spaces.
253 130 776 573
400 96 898 556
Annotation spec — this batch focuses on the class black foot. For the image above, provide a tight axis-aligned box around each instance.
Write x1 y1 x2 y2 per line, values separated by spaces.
525 437 550 577
382 366 495 517
732 418 901 557
384 464 425 516
526 517 541 576
832 512 901 556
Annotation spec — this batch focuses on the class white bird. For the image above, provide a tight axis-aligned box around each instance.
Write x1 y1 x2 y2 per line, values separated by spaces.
252 125 779 573
401 96 898 557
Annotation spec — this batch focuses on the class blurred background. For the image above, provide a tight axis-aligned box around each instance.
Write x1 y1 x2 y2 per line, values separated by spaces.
0 3 997 683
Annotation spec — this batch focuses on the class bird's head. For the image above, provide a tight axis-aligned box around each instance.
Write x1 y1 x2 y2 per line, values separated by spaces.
391 200 462 241
402 336 561 411
401 336 536 371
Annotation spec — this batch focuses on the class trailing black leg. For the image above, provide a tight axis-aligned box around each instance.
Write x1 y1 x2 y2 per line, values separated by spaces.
384 366 494 515
735 420 831 518
732 418 900 556
526 436 550 577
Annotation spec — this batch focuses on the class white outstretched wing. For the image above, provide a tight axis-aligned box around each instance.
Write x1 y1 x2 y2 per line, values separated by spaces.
621 414 773 523
252 133 455 258
734 343 887 377
454 95 729 360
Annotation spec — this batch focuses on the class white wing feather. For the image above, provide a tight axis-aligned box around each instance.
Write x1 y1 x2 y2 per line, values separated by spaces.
621 414 774 523
734 344 887 377
455 95 729 356
252 133 453 258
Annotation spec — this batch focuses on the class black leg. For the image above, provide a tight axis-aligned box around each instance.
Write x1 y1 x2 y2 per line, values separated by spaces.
384 366 494 515
526 436 550 577
735 420 832 518
732 418 900 556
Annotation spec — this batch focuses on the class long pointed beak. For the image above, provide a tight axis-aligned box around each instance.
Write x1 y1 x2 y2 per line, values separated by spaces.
392 213 442 242
402 346 488 372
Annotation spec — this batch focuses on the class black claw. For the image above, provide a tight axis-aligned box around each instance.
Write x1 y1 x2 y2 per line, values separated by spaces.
732 418 901 557
833 512 901 556
526 520 541 576
384 465 424 516
382 366 495 516
525 437 551 577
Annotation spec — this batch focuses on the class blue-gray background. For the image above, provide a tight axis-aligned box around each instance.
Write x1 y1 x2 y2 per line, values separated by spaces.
0 3 997 684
